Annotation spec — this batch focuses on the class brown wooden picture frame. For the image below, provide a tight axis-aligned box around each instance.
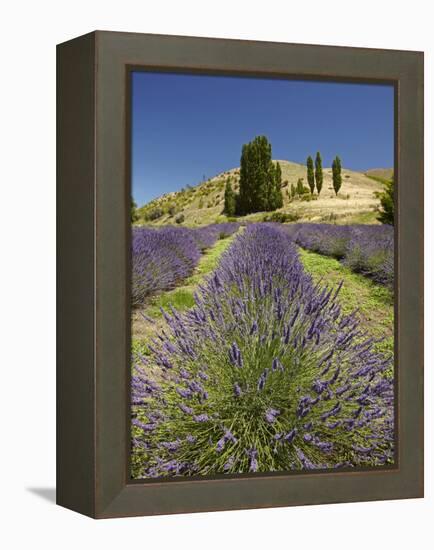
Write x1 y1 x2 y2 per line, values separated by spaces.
57 30 423 519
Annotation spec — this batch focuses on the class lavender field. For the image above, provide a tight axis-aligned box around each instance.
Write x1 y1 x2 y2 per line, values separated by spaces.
132 223 239 307
131 222 395 478
291 223 394 287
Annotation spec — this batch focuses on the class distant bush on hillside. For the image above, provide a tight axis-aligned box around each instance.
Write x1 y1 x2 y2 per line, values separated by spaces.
300 194 318 202
145 207 164 221
296 178 310 196
262 211 300 223
131 199 139 223
175 214 185 224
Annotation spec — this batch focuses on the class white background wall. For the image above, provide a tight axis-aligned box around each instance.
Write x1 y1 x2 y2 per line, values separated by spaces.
1 1 432 547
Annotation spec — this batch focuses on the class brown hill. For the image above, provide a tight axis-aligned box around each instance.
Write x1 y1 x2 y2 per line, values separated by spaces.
136 160 385 226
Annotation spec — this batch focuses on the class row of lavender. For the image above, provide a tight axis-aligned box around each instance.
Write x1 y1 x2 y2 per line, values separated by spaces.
131 224 394 478
132 223 239 307
285 224 394 287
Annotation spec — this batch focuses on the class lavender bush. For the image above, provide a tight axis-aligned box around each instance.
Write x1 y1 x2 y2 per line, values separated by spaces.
131 224 394 478
192 223 239 251
292 224 394 287
132 223 239 307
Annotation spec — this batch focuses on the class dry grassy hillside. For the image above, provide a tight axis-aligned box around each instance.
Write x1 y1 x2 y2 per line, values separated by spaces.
136 160 390 226
365 168 394 181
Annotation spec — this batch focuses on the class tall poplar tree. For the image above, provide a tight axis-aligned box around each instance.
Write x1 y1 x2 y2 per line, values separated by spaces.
224 179 236 216
315 152 323 195
307 156 315 194
270 162 283 209
332 156 342 196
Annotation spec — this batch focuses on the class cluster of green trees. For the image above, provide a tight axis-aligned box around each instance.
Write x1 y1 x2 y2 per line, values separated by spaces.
289 178 310 200
224 136 283 216
306 153 342 196
306 152 323 195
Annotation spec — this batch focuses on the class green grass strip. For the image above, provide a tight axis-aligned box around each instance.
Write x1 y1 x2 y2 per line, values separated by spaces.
144 233 238 319
298 248 394 358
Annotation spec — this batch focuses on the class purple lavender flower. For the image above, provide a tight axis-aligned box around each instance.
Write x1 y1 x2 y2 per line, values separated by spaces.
272 357 284 372
257 369 269 391
229 342 243 367
265 408 280 424
176 387 192 399
216 428 237 452
216 437 226 452
132 419 156 432
178 403 193 415
246 448 258 472
224 456 235 472
160 440 181 452
312 379 328 394
193 414 209 423
250 320 258 335
284 428 297 444
315 440 333 453
233 382 242 398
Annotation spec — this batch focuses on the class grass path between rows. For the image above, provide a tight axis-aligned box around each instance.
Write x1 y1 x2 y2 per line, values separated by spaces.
298 248 394 357
132 232 238 345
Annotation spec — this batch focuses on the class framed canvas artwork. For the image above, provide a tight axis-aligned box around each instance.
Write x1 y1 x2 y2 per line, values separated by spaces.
57 31 423 518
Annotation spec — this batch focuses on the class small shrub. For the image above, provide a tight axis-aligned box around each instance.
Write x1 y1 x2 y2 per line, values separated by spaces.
146 207 164 221
262 211 300 223
175 214 185 224
321 213 338 223
300 194 318 202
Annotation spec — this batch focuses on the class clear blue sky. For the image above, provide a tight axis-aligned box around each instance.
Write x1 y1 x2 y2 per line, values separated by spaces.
131 71 394 206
